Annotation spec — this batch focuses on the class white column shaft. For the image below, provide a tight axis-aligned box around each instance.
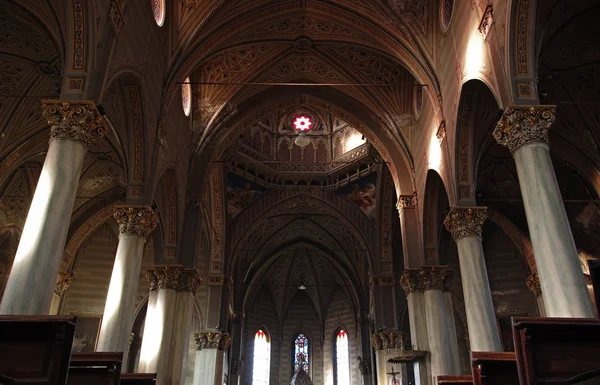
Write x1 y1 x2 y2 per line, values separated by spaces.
514 144 594 317
97 234 146 367
424 290 456 378
456 236 501 352
193 349 225 385
407 292 430 385
139 289 177 374
0 140 86 314
443 292 461 373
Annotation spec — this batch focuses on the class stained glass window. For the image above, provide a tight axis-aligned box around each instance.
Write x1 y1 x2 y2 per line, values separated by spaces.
294 333 310 374
150 0 165 27
335 329 350 385
252 329 270 385
182 77 191 116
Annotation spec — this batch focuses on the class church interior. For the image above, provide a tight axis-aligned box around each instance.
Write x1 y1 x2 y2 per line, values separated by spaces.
0 1 600 385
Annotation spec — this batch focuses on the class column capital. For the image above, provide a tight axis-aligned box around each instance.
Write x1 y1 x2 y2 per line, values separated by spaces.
41 100 106 148
194 332 231 351
526 271 542 298
400 266 453 293
114 205 158 239
146 266 202 292
54 271 72 297
396 192 417 210
371 332 407 350
444 206 487 241
370 274 396 286
493 105 556 154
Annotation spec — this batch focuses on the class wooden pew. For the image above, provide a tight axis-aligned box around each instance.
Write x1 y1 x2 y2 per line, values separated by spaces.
0 315 77 385
67 352 122 385
512 317 600 385
437 375 473 385
471 352 519 385
119 373 156 385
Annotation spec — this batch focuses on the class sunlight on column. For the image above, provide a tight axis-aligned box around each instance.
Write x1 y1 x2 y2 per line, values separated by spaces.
428 131 442 170
139 298 164 366
464 32 485 79
345 132 366 152
102 259 124 324
13 167 52 265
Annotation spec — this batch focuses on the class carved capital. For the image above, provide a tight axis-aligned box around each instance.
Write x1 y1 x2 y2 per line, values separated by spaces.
526 271 542 298
397 192 417 210
194 332 231 351
54 271 73 297
114 206 157 239
419 266 453 292
444 207 487 241
146 266 202 292
400 269 421 293
371 332 407 350
206 274 225 285
41 100 106 148
371 275 395 286
400 266 453 293
493 105 556 154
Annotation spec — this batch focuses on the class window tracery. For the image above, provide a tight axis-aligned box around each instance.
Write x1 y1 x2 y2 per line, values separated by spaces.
294 332 310 374
335 329 350 385
252 329 270 385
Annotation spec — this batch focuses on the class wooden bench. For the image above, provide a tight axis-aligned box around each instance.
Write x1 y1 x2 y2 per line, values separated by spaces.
471 352 519 385
119 373 156 385
512 317 600 385
67 352 122 385
437 375 473 385
0 315 77 385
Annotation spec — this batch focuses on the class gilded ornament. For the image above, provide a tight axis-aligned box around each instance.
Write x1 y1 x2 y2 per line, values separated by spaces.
419 266 453 292
371 332 407 350
444 207 487 241
146 266 202 292
526 271 542 297
194 332 231 351
493 105 556 154
41 100 106 147
114 206 157 239
397 192 417 210
399 269 421 293
54 271 73 297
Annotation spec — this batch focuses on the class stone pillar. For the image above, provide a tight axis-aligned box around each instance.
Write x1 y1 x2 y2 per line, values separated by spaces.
402 267 458 384
192 332 231 385
526 271 546 316
357 312 374 385
444 207 502 352
228 311 245 385
494 106 594 318
49 272 72 315
97 206 157 368
397 193 423 268
0 101 105 315
139 266 202 385
371 332 408 385
400 272 430 385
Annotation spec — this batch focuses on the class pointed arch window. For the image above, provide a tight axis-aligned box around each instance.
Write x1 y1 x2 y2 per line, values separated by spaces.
293 332 310 374
252 329 270 385
335 329 350 385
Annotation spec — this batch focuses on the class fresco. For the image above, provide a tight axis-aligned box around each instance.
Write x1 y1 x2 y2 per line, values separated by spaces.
226 173 267 219
336 173 377 221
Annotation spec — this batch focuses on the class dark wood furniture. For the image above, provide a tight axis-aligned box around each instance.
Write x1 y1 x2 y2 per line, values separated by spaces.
119 373 156 385
67 352 122 385
512 317 600 385
0 315 77 385
437 375 473 385
471 352 519 385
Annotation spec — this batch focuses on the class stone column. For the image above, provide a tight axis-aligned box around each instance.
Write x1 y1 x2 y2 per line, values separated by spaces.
400 271 430 385
49 272 72 315
228 311 245 385
97 206 157 368
420 266 459 377
192 332 231 385
371 332 408 385
444 208 502 352
526 271 546 316
139 266 202 385
494 106 594 318
0 101 105 315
